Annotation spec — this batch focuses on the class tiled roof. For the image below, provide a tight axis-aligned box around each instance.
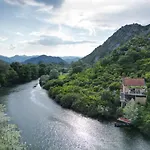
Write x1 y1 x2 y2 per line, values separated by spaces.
117 117 131 124
123 78 145 86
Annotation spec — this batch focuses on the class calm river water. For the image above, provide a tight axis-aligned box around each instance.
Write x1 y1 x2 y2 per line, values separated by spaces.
0 80 150 150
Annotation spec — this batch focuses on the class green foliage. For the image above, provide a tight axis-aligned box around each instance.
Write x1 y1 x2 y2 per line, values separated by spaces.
0 61 65 87
49 69 59 80
70 61 86 74
6 68 19 84
60 93 80 108
40 75 50 87
0 105 26 149
123 100 139 123
0 60 9 74
42 34 150 135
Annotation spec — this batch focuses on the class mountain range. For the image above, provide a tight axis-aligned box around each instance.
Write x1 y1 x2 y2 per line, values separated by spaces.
61 56 81 64
24 55 66 64
82 23 150 64
0 55 81 64
1 23 150 65
0 55 37 63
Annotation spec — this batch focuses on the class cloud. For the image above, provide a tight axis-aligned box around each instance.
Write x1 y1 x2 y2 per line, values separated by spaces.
4 0 64 8
42 0 150 35
0 37 8 42
4 0 45 7
2 0 150 57
16 32 24 36
29 35 96 46
35 0 64 8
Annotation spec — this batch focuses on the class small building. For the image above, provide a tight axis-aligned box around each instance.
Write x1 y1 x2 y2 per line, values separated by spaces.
120 78 147 107
115 117 132 127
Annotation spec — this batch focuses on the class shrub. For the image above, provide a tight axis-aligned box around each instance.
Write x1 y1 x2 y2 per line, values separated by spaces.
60 93 80 109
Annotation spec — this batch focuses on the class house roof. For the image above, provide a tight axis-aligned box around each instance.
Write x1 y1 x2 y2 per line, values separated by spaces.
117 117 131 124
123 78 145 86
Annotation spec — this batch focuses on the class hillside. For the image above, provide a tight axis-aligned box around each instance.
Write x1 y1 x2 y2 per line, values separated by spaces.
0 55 37 63
61 56 81 64
82 23 150 64
24 55 66 64
0 55 12 63
10 55 37 62
41 33 150 135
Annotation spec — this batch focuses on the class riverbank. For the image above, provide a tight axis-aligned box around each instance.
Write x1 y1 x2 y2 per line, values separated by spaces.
39 77 150 138
2 80 150 150
0 104 26 149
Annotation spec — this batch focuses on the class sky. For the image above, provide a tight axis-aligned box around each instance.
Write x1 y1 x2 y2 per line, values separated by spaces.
0 0 150 57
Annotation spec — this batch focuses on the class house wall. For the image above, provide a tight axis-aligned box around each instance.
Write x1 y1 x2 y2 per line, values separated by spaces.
135 97 147 105
123 85 129 93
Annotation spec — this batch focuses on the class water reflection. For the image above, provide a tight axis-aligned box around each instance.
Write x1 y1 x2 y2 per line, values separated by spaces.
0 80 150 150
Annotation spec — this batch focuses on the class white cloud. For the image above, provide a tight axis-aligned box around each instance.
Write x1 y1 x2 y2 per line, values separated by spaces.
29 27 74 41
4 0 45 7
42 0 128 34
16 32 24 36
42 0 150 36
0 37 8 42
2 0 150 57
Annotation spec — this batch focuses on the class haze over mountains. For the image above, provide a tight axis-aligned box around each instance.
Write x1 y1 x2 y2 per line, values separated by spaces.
24 55 66 64
1 23 150 65
82 23 150 64
0 55 37 63
0 55 81 64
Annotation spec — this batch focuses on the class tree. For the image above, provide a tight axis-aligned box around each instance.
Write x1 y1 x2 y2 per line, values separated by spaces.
0 60 9 74
49 69 59 80
71 61 85 74
30 64 39 80
39 63 47 76
18 65 32 82
123 99 139 123
10 62 21 73
39 75 50 86
6 68 19 84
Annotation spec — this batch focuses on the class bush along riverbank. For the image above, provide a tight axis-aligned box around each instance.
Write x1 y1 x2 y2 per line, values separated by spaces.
0 61 65 88
40 35 150 136
0 62 66 149
0 104 26 149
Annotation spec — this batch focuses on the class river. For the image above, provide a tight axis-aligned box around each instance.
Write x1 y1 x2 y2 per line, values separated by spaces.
0 80 150 150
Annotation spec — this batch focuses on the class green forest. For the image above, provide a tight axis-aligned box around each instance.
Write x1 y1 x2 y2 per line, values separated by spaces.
40 34 150 136
0 61 65 87
0 61 65 149
0 33 150 148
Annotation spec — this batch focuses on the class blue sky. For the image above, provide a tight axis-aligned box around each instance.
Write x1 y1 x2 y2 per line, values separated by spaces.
0 0 150 57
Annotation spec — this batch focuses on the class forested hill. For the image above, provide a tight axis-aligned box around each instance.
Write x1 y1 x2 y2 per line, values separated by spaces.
0 60 64 87
0 55 36 63
41 34 150 135
24 55 66 64
82 23 150 64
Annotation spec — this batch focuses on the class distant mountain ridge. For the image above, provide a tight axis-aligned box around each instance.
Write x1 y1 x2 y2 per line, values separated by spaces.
82 23 150 64
61 56 81 63
0 55 67 64
0 55 12 63
0 55 37 63
24 55 66 64
10 55 38 62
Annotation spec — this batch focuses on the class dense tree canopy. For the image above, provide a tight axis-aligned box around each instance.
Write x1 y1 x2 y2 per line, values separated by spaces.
0 61 65 87
41 34 150 135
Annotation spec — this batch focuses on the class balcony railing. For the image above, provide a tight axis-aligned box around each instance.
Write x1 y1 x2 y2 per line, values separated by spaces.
125 91 146 96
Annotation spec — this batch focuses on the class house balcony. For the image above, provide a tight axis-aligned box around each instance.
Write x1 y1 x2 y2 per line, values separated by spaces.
125 91 146 97
120 91 146 103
